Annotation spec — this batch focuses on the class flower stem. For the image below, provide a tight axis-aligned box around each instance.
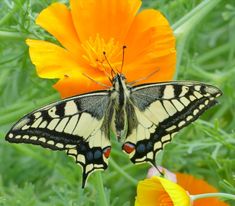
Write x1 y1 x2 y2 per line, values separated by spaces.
196 43 230 64
0 31 35 40
173 0 222 79
191 193 235 201
0 31 25 40
0 2 19 26
109 159 138 186
173 0 222 36
94 172 109 206
0 93 58 125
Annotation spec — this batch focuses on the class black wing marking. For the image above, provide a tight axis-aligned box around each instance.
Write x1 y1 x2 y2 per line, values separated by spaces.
122 81 222 165
5 91 112 187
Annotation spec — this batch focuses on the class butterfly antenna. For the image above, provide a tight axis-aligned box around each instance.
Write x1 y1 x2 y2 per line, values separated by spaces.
101 62 113 83
120 45 127 74
128 68 161 86
82 73 110 89
103 51 116 78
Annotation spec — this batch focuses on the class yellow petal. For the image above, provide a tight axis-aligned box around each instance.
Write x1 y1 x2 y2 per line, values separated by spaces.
124 9 176 83
159 177 191 206
70 0 141 42
135 177 174 206
26 39 84 78
36 3 82 59
135 177 190 206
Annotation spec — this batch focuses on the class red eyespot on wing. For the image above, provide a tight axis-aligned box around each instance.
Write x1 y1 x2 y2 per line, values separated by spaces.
103 147 111 158
122 142 135 154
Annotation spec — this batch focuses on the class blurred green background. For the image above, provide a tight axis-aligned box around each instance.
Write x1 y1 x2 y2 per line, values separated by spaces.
0 0 235 205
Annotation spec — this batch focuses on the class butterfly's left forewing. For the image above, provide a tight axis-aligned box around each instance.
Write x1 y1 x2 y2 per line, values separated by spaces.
123 81 222 165
6 91 112 187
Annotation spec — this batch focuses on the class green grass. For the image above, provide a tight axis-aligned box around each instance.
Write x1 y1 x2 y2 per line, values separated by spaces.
0 0 235 205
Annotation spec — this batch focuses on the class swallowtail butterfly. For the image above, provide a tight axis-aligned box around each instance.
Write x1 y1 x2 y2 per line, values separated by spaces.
5 74 222 187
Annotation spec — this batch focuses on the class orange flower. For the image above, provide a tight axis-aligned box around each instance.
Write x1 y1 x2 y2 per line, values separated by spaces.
145 167 229 206
135 176 191 206
26 0 176 98
176 173 228 206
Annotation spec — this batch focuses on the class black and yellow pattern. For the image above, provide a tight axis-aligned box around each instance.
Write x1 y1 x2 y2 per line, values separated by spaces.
6 75 222 187
123 81 222 165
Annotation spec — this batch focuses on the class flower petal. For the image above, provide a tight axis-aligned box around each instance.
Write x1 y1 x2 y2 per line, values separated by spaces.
176 173 229 206
70 0 141 42
135 177 174 206
26 39 110 96
36 3 82 58
26 39 84 78
159 177 191 206
124 9 176 83
53 75 110 98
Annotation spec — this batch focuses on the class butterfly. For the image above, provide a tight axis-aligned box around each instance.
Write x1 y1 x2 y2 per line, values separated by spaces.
5 73 222 187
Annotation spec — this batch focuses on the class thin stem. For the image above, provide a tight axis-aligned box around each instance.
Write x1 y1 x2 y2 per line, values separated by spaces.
173 0 222 33
0 31 35 40
173 0 222 79
196 43 230 64
94 172 109 206
109 159 138 186
0 2 18 26
174 36 186 80
191 193 235 201
0 93 59 125
197 119 229 137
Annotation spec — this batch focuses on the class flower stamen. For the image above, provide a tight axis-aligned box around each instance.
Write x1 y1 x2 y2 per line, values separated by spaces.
81 34 122 73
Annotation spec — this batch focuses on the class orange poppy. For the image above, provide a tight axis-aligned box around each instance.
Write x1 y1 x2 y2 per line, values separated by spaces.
176 173 228 206
135 176 191 206
26 0 176 98
143 166 229 206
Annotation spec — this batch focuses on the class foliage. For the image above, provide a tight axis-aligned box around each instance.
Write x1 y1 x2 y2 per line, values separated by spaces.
0 0 234 205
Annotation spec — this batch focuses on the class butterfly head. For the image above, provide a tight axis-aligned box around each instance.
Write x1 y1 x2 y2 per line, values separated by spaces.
112 74 126 83
111 74 128 93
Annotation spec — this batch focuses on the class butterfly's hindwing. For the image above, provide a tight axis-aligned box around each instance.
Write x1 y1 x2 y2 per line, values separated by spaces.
122 82 222 165
6 91 112 187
